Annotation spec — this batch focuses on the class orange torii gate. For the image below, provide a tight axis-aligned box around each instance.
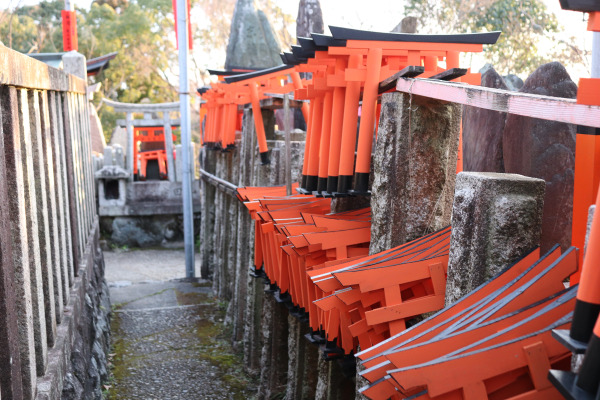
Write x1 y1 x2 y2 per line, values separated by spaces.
280 27 500 195
356 246 579 399
198 65 310 161
199 16 600 399
237 184 457 359
223 65 309 164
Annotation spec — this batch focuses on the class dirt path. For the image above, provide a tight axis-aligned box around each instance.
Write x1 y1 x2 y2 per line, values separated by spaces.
104 249 256 399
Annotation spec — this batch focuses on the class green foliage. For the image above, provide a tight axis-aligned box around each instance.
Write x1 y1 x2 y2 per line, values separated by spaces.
0 0 293 141
1 0 178 142
404 0 584 76
0 0 63 53
81 0 178 139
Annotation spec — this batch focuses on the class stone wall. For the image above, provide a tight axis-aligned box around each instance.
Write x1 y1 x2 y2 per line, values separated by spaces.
41 224 111 400
0 46 109 400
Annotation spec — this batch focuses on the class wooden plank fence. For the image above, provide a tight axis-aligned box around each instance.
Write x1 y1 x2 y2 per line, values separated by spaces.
0 45 96 399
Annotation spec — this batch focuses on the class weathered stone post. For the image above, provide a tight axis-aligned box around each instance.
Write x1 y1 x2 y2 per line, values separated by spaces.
199 147 216 279
0 85 26 400
502 62 577 252
213 149 237 299
462 66 508 173
445 172 545 305
353 90 462 397
231 111 254 350
241 110 265 377
296 0 324 38
370 92 461 253
251 111 291 398
20 89 49 377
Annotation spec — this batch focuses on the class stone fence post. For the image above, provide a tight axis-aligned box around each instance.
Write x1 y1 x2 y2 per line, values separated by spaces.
369 91 461 254
354 90 462 398
445 172 545 305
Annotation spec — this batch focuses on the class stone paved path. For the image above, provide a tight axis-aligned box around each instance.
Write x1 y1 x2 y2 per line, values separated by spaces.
104 249 256 399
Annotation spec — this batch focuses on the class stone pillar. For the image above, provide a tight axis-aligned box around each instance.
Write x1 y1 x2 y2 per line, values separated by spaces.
369 91 461 254
1 85 37 400
286 317 319 400
296 0 324 38
175 144 182 182
20 89 49 376
242 108 264 376
502 62 577 252
62 93 82 272
212 150 237 299
51 91 75 290
462 66 508 173
392 16 418 33
314 357 355 400
62 51 87 80
253 116 291 398
257 297 289 398
103 146 114 167
113 144 125 168
0 86 25 400
232 112 254 348
445 172 545 305
199 147 216 279
125 112 134 182
31 90 59 346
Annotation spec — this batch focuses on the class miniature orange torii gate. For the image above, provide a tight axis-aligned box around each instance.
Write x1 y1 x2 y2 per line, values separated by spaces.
281 27 500 195
356 246 579 399
198 68 256 149
198 65 310 160
202 15 600 399
222 65 309 163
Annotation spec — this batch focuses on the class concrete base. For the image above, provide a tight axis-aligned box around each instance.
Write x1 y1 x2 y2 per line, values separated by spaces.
99 180 202 216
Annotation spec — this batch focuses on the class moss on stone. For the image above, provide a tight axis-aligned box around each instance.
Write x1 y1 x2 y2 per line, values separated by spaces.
174 289 211 306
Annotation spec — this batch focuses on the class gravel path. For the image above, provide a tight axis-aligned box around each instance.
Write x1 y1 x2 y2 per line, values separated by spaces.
104 249 256 399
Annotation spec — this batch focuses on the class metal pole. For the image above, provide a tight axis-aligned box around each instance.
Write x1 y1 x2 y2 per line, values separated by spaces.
592 31 600 78
162 111 176 182
176 0 195 278
125 112 134 181
284 93 292 196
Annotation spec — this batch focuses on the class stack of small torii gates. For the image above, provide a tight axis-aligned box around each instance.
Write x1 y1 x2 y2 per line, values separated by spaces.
198 26 498 180
200 24 600 400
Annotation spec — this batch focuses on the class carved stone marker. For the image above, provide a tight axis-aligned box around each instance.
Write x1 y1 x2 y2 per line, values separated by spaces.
225 0 282 70
296 0 324 38
503 62 577 252
462 66 508 173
